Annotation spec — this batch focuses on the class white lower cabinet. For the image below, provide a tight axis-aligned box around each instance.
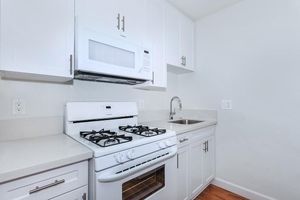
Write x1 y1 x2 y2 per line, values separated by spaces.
177 145 189 200
0 161 88 200
177 126 216 200
189 138 205 199
203 136 215 184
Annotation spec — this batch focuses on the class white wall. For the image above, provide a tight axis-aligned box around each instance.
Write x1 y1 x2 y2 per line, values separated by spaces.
0 73 179 140
178 0 300 199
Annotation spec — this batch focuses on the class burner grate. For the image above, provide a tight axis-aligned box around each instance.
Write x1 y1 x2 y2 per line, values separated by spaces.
119 125 166 137
80 129 132 147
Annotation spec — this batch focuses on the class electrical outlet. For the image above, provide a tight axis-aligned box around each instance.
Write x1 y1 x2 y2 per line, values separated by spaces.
221 99 233 110
13 99 26 115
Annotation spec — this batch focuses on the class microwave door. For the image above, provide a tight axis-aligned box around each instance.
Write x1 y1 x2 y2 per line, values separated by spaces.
76 30 151 80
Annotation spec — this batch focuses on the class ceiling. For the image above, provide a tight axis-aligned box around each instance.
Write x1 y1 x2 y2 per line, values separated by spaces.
167 0 242 20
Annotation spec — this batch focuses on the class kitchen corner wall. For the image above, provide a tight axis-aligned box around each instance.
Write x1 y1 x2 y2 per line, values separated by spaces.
0 73 179 140
178 0 300 199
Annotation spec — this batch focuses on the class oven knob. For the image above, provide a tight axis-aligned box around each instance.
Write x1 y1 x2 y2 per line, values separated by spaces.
127 150 135 160
158 141 167 149
165 140 173 147
115 153 126 163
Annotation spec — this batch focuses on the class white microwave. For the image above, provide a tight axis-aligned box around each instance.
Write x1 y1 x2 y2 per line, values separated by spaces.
75 29 152 85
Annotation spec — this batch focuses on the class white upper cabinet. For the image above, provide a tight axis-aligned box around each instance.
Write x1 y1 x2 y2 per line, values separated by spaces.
0 0 75 82
180 14 195 70
165 3 181 68
135 0 167 90
75 0 120 38
165 3 195 74
76 0 144 45
119 0 145 44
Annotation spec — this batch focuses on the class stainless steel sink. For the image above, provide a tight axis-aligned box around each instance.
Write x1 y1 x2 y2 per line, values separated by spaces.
169 119 204 125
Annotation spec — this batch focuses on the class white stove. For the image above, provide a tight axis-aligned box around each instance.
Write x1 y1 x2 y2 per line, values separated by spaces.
64 102 177 200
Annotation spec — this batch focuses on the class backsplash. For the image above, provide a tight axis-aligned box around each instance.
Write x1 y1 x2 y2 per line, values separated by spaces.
0 73 181 140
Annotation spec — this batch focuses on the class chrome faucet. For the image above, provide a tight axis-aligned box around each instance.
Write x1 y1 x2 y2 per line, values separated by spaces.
169 96 182 120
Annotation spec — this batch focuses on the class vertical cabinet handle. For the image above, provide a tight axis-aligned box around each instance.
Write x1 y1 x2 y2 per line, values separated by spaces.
181 56 187 66
151 72 154 84
206 141 209 152
69 54 73 75
117 13 121 30
82 193 87 200
122 16 125 32
177 154 179 169
203 141 208 153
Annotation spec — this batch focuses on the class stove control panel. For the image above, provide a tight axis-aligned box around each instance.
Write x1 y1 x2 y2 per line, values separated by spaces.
158 140 174 149
95 136 177 171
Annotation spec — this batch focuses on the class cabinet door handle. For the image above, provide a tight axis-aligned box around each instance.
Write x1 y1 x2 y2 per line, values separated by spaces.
179 138 188 143
117 13 121 30
82 193 87 200
181 56 187 66
151 72 154 84
206 141 209 152
203 141 206 152
177 154 179 168
69 54 73 75
29 179 65 194
122 16 125 32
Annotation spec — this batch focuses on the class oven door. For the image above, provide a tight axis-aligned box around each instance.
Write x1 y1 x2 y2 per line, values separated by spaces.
95 155 177 200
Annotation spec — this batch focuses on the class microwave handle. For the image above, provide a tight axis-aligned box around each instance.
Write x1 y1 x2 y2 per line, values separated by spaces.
97 149 176 182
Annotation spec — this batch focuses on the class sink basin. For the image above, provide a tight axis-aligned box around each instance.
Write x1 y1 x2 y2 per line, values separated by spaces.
169 119 204 125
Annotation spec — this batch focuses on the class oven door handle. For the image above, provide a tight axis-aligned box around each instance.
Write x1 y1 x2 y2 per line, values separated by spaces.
97 150 177 182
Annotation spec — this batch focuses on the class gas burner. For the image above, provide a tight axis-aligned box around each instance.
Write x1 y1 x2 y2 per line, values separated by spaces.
80 129 132 147
119 125 166 137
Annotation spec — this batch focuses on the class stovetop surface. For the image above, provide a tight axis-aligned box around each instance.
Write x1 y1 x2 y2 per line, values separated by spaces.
67 126 176 158
80 129 133 148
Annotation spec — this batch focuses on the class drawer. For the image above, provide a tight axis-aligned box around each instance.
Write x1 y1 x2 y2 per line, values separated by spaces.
0 161 88 200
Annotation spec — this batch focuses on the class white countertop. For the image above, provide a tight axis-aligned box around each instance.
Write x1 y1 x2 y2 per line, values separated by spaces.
0 134 93 184
142 119 217 135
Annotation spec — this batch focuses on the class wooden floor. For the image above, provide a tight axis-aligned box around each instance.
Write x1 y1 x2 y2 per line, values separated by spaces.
195 185 249 200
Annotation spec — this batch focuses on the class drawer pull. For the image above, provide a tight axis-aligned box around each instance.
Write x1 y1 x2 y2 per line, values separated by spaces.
179 138 189 143
29 179 65 194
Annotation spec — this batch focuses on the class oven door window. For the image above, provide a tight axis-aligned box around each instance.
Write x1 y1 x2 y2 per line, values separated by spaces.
122 165 165 200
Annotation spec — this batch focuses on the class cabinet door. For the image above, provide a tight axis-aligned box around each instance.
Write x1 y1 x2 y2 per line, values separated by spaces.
189 139 205 199
119 0 145 45
203 136 216 184
165 3 181 67
76 0 120 37
177 146 189 200
180 14 195 69
0 0 74 81
51 186 88 200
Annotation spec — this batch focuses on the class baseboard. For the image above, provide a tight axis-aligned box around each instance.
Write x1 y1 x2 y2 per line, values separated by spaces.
212 178 277 200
